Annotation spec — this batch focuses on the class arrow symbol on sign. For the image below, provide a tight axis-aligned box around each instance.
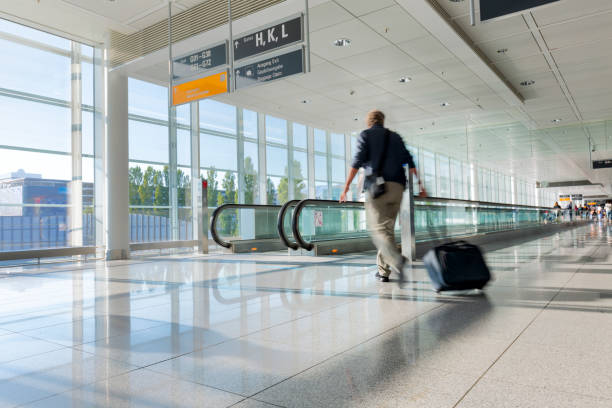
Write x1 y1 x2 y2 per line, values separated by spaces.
234 40 239 48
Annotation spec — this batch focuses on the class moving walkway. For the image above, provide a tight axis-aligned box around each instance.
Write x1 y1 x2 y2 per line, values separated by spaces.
211 197 559 255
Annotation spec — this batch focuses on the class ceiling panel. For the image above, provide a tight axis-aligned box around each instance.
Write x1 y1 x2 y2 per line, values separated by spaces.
360 5 429 44
333 0 395 17
61 0 165 23
308 18 389 61
307 1 353 32
477 32 541 63
455 13 530 43
397 36 455 65
541 12 612 50
531 0 612 26
333 46 419 78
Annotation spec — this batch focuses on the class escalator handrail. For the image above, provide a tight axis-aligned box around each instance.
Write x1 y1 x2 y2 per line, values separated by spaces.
210 203 281 248
276 200 300 250
291 199 365 251
414 196 552 211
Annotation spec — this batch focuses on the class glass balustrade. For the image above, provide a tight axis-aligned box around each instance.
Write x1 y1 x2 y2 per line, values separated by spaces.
211 204 281 248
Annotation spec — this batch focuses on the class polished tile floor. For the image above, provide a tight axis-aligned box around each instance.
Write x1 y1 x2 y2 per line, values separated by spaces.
1 223 612 407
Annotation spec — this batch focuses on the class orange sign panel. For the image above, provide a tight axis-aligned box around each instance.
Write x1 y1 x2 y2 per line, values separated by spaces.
172 71 227 105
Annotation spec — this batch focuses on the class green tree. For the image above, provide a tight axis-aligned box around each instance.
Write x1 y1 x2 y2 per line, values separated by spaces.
278 160 306 204
139 166 156 209
128 166 143 205
217 172 238 235
266 177 277 205
243 156 257 204
204 168 218 207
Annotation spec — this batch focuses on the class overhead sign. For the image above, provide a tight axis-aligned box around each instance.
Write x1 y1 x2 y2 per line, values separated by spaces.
233 15 302 61
173 42 227 80
593 159 612 169
588 202 598 206
571 194 583 201
234 48 304 90
558 195 570 202
480 0 560 21
172 71 228 106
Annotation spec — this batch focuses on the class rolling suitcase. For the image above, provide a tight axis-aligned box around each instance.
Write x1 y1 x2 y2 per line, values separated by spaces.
423 240 490 292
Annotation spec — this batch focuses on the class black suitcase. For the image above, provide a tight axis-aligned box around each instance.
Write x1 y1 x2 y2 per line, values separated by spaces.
423 240 491 292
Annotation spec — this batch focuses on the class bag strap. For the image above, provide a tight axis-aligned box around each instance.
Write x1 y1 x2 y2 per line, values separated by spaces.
374 129 390 176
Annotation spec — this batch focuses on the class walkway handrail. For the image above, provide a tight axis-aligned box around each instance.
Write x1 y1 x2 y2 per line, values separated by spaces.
210 203 281 248
291 197 553 251
414 196 552 210
276 200 300 250
291 199 365 251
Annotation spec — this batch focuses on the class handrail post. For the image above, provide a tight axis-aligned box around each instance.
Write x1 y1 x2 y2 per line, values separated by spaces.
199 180 209 254
401 170 416 262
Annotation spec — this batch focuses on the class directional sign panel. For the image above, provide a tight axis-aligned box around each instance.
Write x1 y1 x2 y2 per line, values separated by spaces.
173 42 227 80
480 0 560 21
593 159 612 169
172 71 228 106
234 48 304 90
233 16 302 61
571 194 583 201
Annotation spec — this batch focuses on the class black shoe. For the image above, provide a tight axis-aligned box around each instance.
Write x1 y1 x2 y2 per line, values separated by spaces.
375 272 390 282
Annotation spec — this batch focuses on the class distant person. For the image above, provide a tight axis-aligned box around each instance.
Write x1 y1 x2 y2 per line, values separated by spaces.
568 201 573 221
340 109 426 283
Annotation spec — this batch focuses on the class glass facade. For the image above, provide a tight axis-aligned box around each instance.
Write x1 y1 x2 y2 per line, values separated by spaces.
0 19 95 251
0 17 563 256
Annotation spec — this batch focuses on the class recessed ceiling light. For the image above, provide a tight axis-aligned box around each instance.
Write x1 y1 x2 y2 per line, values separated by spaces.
419 127 425 131
300 99 310 104
333 38 351 47
353 117 358 121
449 0 464 2
520 80 535 86
552 118 562 123
497 48 508 54
441 102 450 107
399 76 412 83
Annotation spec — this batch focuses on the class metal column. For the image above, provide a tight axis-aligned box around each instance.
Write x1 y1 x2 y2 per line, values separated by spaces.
401 171 416 262
70 42 83 248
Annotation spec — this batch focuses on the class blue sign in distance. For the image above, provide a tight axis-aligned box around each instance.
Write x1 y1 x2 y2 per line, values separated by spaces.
234 48 304 90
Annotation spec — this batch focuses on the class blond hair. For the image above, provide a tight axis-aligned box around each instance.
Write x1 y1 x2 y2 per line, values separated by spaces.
366 110 385 127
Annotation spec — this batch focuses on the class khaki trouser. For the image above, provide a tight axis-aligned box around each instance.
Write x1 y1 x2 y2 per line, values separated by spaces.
365 181 404 277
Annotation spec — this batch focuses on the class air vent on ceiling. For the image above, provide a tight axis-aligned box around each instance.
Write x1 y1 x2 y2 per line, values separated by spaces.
109 0 284 67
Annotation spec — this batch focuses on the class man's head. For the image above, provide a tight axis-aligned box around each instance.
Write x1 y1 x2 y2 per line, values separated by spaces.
366 110 385 128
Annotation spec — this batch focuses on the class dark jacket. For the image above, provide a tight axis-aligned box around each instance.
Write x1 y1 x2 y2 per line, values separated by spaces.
351 124 415 188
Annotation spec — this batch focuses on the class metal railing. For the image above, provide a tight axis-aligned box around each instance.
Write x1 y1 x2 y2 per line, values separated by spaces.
276 200 300 250
210 203 281 248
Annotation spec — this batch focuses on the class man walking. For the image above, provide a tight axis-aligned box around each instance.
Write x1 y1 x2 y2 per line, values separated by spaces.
340 110 425 283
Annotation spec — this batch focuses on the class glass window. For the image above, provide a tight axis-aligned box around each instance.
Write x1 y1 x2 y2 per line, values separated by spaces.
177 129 190 167
0 18 71 50
293 123 307 149
331 158 345 183
128 78 167 121
200 99 236 134
422 150 436 196
437 154 450 198
82 111 94 156
265 115 287 144
0 95 70 152
315 154 327 181
314 129 327 153
129 120 169 163
330 133 345 156
293 151 308 199
266 145 287 176
243 109 258 139
243 142 258 204
0 38 70 100
200 133 236 171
